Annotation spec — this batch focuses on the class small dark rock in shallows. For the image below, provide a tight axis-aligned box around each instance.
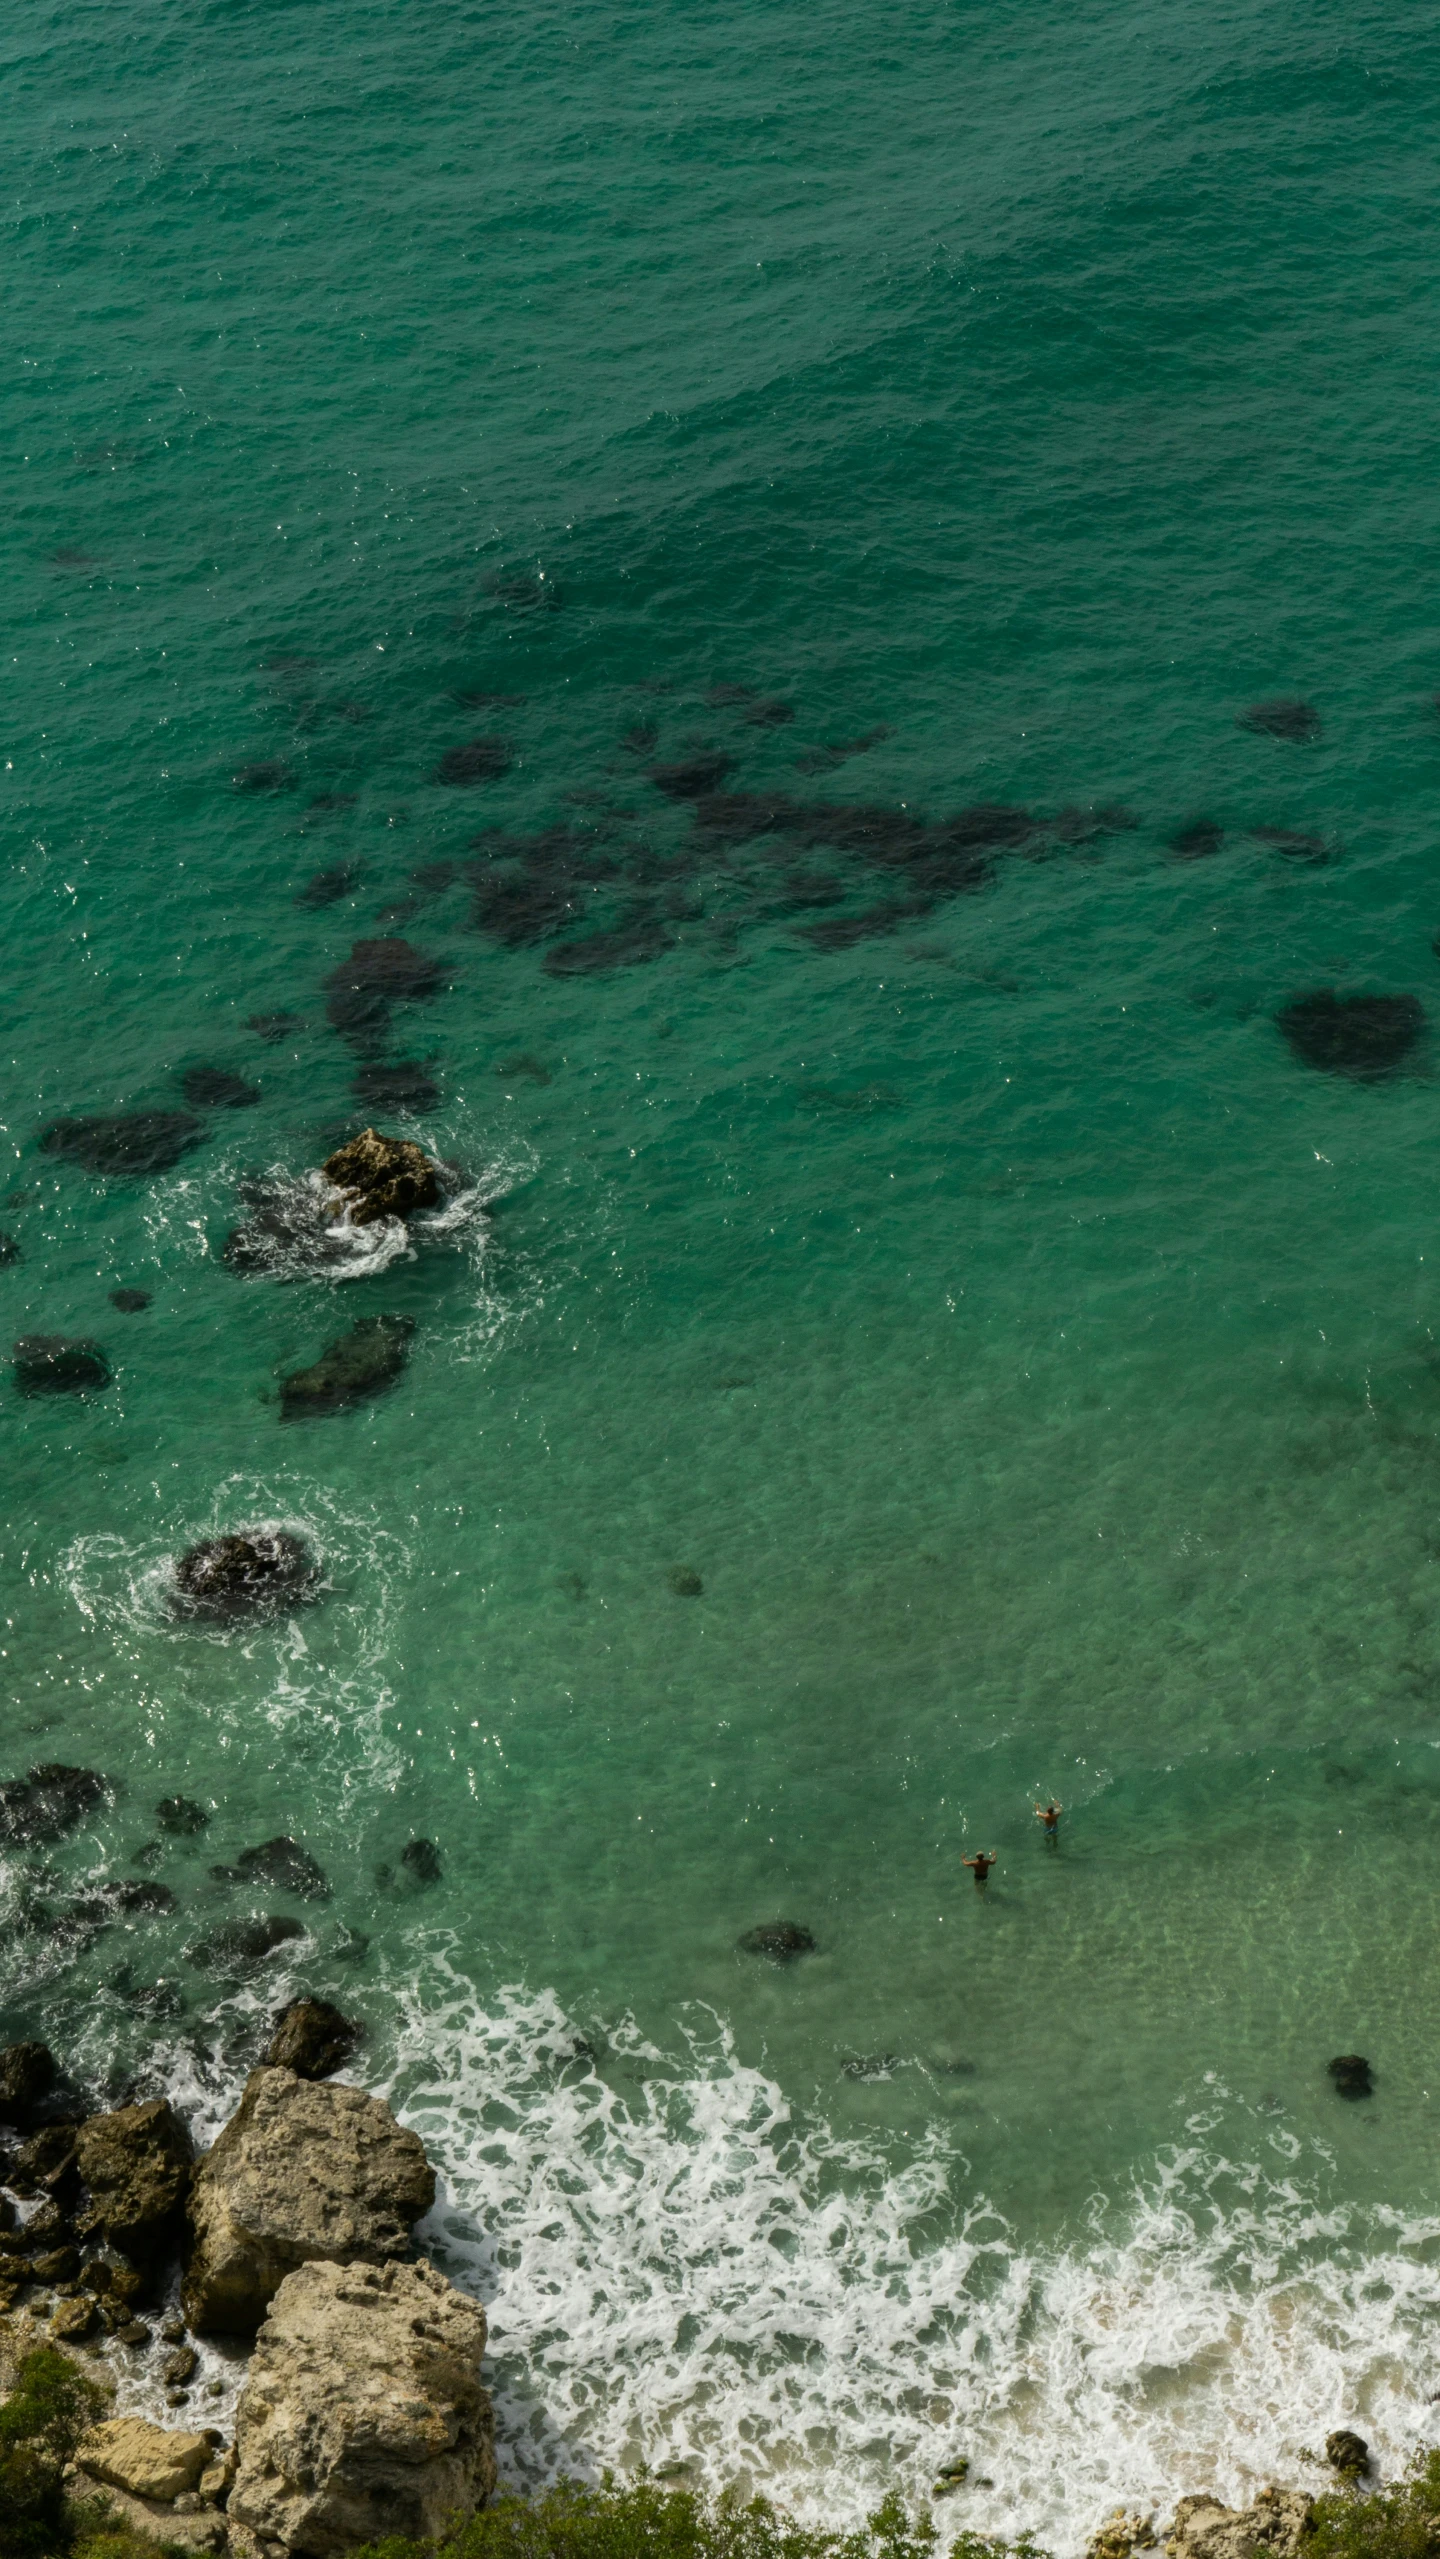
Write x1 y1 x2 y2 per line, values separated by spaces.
1325 2430 1370 2476
1169 819 1225 860
281 1315 415 1417
155 1796 208 1836
1238 699 1323 743
233 760 295 794
39 1112 205 1178
668 1566 703 1597
162 2346 198 2386
436 737 511 786
264 1996 361 2080
1327 2053 1373 2099
650 753 735 801
401 1838 443 1885
13 1336 111 1395
0 1765 110 1847
172 1531 318 1619
1277 991 1424 1081
180 1066 260 1110
110 1288 151 1313
211 1837 331 1902
0 2042 56 2124
0 1235 20 1267
738 1920 816 1961
101 1881 178 1917
186 1915 305 1974
296 864 360 909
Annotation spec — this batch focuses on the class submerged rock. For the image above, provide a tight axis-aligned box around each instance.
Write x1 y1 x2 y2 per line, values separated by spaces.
1169 819 1225 860
322 1127 442 1224
264 1998 362 2081
324 939 447 1047
180 1065 260 1110
234 760 296 794
1277 990 1424 1080
229 2258 495 2550
436 736 512 785
1327 2052 1373 2099
650 752 735 800
400 1839 443 1885
75 2097 193 2265
172 1531 318 1619
247 1012 307 1044
280 1315 415 1416
39 1112 205 1177
211 1838 332 1902
1237 699 1323 743
668 1566 703 1597
737 1920 816 1961
296 863 361 908
0 2041 57 2124
351 1060 441 1113
182 2064 435 2334
156 1796 209 1836
1251 826 1328 863
0 1764 110 1846
186 1916 305 1977
110 1287 151 1312
13 1336 111 1394
0 1235 21 1266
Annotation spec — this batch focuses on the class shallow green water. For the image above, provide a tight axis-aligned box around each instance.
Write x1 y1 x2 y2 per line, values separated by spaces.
6 0 1440 2538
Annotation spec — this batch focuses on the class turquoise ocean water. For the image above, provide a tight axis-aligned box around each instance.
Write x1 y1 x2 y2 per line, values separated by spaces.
7 0 1440 2538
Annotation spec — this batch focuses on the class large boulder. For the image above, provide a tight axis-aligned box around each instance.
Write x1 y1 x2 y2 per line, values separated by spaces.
172 1530 318 1619
264 1999 361 2082
1167 2489 1313 2559
229 2258 494 2554
321 1128 441 1225
78 2415 218 2503
75 2096 193 2265
182 2067 435 2335
0 2040 56 2123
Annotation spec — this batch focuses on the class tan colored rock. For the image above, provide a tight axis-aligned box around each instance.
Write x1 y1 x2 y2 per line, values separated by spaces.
230 2257 494 2554
78 2414 218 2503
1167 2489 1313 2559
182 2067 435 2336
322 1129 441 1226
75 2097 193 2262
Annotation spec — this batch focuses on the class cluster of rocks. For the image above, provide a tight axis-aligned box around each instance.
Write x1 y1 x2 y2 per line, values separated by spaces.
0 2014 496 2557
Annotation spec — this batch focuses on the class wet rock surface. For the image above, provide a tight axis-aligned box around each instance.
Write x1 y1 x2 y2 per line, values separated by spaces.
0 2041 57 2122
12 1335 111 1394
229 2257 495 2553
75 2096 194 2265
38 1110 206 1177
322 1127 443 1223
280 1315 415 1415
186 1916 306 1977
264 1998 362 2081
172 1531 318 1619
183 2065 435 2334
0 1764 110 1846
210 1838 332 1901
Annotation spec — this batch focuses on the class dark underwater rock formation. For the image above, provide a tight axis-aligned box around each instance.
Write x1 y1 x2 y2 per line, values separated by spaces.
180 1065 261 1110
1277 990 1424 1080
668 1566 703 1596
39 1112 205 1177
0 1235 20 1267
1169 819 1225 860
234 760 296 794
109 1287 151 1312
436 737 511 785
1251 827 1327 863
186 1916 306 1976
1327 2053 1373 2099
1237 699 1323 743
323 1128 443 1223
264 1997 361 2080
737 1920 816 1961
400 1839 442 1885
0 2041 57 2124
281 1315 415 1416
296 864 361 908
156 1795 209 1835
0 1764 111 1846
650 753 735 800
351 1061 441 1113
13 1336 111 1394
324 938 448 1048
171 1531 318 1619
211 1838 331 1901
247 1012 307 1043
544 911 673 974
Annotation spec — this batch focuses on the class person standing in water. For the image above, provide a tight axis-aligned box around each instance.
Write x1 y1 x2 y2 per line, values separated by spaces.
962 1851 996 1889
1034 1800 1062 1845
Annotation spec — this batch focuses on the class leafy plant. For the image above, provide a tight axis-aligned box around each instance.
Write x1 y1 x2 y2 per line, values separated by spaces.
1309 2451 1440 2559
0 2348 104 2559
351 2477 1049 2559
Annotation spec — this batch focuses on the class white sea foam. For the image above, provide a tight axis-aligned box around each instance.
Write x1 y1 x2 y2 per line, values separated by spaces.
337 1956 1440 2553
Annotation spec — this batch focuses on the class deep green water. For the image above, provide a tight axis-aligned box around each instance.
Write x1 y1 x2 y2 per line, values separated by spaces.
6 0 1440 2539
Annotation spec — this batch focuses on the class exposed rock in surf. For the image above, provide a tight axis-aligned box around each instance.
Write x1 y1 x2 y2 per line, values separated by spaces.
1167 2489 1313 2559
280 1314 415 1416
210 1838 332 1902
180 1065 260 1110
264 1998 362 2081
186 1916 305 1977
171 1531 318 1619
435 736 512 785
39 1111 206 1178
13 1336 112 1394
1169 819 1225 860
156 1796 209 1836
1237 699 1323 743
1325 2430 1370 2476
737 1920 816 1960
0 1764 110 1846
247 1012 307 1044
401 1838 443 1885
110 1287 151 1312
182 2065 435 2334
1277 990 1424 1080
86 1880 178 1918
1251 826 1328 863
322 1127 443 1224
650 752 735 800
1327 2052 1373 2099
351 1060 441 1113
75 2097 193 2267
295 863 361 908
229 2258 494 2550
0 2041 57 2124
234 760 296 794
323 938 447 1049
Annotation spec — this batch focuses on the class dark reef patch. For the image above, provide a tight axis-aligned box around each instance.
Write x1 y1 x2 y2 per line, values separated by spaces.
1277 990 1424 1080
324 939 448 1048
1252 827 1328 863
233 761 296 795
110 1288 151 1313
186 1916 304 1975
1238 699 1323 743
210 1837 331 1901
1169 820 1225 860
0 1765 111 1847
0 1235 20 1267
436 737 512 785
172 1531 319 1619
180 1066 260 1110
296 864 361 909
738 1920 815 1961
351 1061 441 1113
156 1796 209 1836
39 1112 205 1178
650 753 735 801
544 908 673 975
13 1337 111 1395
280 1314 415 1416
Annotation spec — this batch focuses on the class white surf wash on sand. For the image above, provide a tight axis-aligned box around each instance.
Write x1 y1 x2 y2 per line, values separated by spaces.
363 1957 1440 2553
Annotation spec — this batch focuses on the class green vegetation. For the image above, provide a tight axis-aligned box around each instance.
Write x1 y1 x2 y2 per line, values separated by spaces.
1309 2451 1440 2559
351 2478 1048 2559
0 2350 104 2559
